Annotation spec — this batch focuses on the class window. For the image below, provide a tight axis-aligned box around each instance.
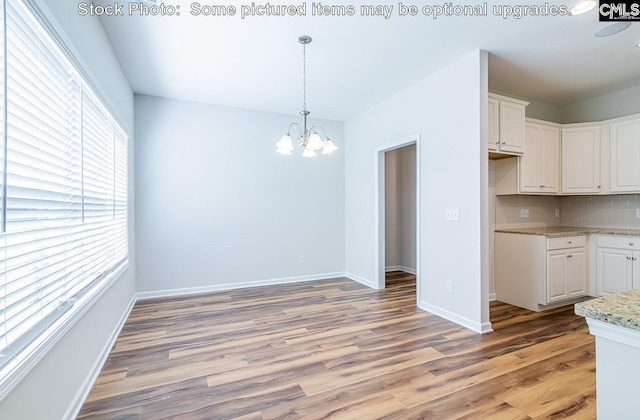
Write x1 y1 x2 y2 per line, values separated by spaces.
0 0 128 391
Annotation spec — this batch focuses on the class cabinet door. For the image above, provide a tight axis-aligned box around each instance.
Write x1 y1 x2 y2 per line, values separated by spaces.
547 250 568 303
519 123 540 192
488 97 499 151
610 119 640 192
597 247 632 296
567 249 586 297
562 126 601 194
539 126 560 193
499 101 526 153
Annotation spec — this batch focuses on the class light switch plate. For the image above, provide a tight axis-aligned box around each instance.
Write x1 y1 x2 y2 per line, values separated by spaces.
445 209 459 221
555 208 560 218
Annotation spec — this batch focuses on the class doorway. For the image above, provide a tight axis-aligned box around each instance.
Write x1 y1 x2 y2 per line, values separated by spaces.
375 135 420 302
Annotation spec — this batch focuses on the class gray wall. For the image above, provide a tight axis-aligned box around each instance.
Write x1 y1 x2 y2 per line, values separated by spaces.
135 95 345 296
561 85 640 123
346 50 492 333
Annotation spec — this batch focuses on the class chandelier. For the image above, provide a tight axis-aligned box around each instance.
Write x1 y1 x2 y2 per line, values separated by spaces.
276 35 338 157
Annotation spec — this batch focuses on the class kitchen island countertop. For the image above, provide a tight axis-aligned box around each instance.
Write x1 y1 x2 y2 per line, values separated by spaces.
575 289 640 332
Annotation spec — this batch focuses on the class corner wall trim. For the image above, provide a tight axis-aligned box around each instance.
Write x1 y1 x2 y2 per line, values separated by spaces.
419 300 494 334
136 272 348 300
344 272 377 289
65 294 136 419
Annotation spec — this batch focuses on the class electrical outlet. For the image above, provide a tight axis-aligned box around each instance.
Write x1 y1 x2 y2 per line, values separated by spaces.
299 255 305 264
520 208 529 218
636 208 640 219
445 209 459 221
555 208 560 218
446 280 453 294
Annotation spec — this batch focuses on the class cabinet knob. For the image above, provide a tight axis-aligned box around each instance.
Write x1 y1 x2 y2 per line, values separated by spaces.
596 185 601 188
634 257 638 261
630 242 635 246
568 241 572 244
628 256 632 260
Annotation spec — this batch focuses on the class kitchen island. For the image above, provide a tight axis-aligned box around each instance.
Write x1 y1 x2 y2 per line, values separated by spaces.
575 290 640 419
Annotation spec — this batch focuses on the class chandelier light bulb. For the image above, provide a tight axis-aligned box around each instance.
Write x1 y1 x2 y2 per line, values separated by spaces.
307 133 324 151
276 134 294 155
322 139 338 155
302 147 317 157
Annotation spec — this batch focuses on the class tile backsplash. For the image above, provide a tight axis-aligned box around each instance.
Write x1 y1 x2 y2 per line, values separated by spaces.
495 195 561 229
561 195 640 229
496 194 640 229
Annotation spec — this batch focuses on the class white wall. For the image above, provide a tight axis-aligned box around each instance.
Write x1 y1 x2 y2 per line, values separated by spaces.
562 85 640 124
385 145 417 273
346 50 491 333
135 95 345 295
0 2 135 419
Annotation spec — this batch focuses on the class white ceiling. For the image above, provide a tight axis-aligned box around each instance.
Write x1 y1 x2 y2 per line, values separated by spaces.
98 0 640 121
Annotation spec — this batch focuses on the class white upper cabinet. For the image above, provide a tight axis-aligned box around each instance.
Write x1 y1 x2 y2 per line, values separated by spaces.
610 118 640 193
488 93 528 155
562 125 601 194
520 119 560 194
488 97 499 151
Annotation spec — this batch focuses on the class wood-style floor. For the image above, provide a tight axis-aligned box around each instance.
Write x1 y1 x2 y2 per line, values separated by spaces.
78 272 596 419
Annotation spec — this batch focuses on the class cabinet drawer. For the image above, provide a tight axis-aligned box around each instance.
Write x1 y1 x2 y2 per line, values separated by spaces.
547 236 586 250
597 235 640 250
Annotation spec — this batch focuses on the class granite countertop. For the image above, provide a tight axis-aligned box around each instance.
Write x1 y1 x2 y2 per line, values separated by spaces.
495 226 640 237
575 289 640 332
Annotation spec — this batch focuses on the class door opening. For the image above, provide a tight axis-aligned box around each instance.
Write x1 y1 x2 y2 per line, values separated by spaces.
375 135 420 302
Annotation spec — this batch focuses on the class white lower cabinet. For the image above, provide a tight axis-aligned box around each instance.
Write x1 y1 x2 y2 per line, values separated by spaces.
546 247 586 303
495 233 587 312
596 235 640 296
544 236 586 304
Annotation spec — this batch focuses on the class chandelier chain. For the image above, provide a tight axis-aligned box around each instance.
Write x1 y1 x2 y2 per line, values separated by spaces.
302 42 307 112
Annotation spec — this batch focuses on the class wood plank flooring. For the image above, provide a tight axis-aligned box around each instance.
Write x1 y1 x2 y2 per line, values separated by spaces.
78 272 596 419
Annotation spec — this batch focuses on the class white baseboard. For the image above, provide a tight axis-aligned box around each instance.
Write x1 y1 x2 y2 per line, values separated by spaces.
419 300 494 334
65 294 136 419
136 272 348 300
385 266 417 275
489 293 497 301
344 272 378 289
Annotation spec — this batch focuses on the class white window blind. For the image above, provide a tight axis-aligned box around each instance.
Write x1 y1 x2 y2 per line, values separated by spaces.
0 0 128 384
